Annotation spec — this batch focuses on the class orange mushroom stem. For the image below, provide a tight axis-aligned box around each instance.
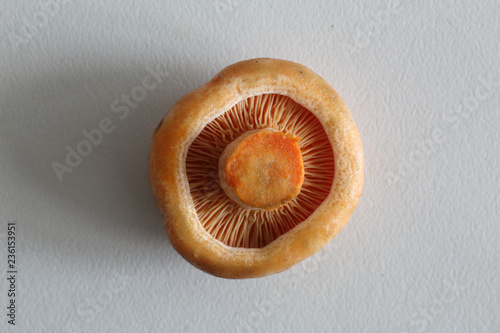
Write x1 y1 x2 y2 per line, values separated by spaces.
219 128 304 210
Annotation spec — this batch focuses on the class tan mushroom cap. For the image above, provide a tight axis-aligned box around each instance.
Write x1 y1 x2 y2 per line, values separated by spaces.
148 58 364 279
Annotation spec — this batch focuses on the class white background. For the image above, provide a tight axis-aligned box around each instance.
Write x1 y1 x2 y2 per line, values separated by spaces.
1 1 499 332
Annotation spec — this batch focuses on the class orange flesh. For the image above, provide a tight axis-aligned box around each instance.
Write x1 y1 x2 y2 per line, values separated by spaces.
223 130 304 210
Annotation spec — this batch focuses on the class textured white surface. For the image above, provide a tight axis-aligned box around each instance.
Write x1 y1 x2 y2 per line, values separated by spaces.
1 1 499 332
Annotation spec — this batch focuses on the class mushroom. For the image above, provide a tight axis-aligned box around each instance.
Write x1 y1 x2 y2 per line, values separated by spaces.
148 58 363 279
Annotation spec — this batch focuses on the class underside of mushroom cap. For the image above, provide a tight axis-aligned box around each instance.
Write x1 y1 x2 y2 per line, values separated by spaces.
187 94 334 248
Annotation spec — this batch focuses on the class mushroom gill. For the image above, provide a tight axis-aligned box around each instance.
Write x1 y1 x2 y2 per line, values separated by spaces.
185 93 335 248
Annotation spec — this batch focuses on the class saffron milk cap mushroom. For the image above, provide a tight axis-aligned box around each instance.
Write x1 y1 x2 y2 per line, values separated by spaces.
148 58 363 279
